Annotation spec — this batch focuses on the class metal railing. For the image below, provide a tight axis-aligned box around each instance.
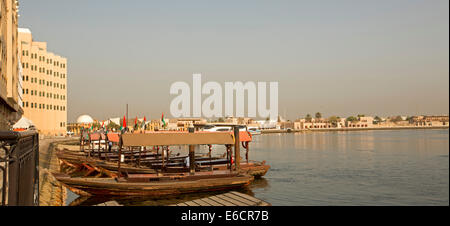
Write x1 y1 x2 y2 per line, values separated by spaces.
0 130 39 206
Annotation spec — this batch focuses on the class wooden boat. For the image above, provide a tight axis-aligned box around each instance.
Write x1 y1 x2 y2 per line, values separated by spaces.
208 161 270 178
52 171 253 196
53 130 258 196
57 128 269 178
58 148 269 177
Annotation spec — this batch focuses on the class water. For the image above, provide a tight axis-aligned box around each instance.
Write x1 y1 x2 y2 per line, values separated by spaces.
66 129 449 206
249 129 449 205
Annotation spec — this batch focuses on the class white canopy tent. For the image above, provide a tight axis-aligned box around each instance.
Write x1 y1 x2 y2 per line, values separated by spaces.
13 116 35 129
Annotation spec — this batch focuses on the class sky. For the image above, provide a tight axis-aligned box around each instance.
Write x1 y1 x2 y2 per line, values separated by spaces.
18 0 449 122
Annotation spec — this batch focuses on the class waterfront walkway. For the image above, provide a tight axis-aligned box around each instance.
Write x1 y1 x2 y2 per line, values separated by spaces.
39 137 78 206
171 191 271 206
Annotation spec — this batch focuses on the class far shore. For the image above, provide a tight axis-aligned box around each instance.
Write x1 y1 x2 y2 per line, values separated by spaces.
261 126 449 134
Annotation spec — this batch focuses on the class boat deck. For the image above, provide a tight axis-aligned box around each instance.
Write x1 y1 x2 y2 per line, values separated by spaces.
171 191 270 206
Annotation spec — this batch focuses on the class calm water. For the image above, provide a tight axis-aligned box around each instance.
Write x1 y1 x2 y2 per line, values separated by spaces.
66 129 449 206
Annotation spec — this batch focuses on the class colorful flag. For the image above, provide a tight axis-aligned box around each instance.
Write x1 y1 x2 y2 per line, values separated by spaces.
142 116 147 129
161 113 166 127
134 117 138 130
101 121 105 129
120 115 126 131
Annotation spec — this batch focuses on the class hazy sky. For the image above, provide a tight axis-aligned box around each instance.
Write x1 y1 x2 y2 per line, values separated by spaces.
18 0 449 122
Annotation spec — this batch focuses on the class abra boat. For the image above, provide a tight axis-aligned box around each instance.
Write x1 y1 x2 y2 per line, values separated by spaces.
52 171 253 196
53 130 258 196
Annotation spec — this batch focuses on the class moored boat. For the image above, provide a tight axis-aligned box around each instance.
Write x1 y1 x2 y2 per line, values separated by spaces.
52 171 253 196
53 129 261 196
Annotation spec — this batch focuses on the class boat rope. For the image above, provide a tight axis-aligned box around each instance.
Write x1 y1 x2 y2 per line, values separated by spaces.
242 141 249 149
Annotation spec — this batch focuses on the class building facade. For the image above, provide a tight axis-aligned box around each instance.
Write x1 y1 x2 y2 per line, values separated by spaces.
410 115 449 127
346 116 374 128
18 28 67 135
0 0 22 130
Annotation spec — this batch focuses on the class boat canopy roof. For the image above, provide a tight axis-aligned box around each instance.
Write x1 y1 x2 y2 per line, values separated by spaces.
107 133 120 143
89 133 101 141
121 132 235 146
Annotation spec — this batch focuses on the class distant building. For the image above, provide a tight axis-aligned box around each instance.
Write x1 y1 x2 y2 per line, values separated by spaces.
294 118 336 129
224 116 255 125
410 115 449 127
346 116 374 128
67 115 94 135
18 28 68 135
279 121 294 130
170 118 207 131
256 120 278 130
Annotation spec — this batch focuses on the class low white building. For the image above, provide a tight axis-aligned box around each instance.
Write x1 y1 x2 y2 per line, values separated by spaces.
256 120 279 130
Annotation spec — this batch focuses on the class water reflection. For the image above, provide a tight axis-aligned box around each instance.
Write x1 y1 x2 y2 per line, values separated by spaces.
248 129 449 205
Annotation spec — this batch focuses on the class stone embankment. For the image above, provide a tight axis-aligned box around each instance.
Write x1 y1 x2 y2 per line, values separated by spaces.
39 137 78 206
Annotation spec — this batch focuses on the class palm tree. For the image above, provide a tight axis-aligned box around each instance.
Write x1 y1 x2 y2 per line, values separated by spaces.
305 114 312 122
328 116 339 127
374 116 381 124
391 116 403 123
346 116 358 122
315 112 322 119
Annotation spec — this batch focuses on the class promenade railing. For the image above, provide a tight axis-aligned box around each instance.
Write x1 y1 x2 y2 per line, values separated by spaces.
0 130 39 206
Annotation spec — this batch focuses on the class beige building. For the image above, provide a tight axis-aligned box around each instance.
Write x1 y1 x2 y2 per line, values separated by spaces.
224 116 256 125
166 118 207 131
347 116 374 128
0 0 22 130
18 28 67 135
294 118 336 130
410 115 449 127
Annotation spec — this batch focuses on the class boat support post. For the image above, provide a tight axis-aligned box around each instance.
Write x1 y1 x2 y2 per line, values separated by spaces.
117 135 123 178
188 127 195 174
234 126 241 171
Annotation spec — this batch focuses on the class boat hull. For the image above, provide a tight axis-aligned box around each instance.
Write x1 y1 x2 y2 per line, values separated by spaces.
53 172 253 197
57 150 270 178
214 162 270 178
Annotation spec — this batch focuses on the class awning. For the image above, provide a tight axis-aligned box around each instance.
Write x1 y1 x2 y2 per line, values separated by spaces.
122 132 235 146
